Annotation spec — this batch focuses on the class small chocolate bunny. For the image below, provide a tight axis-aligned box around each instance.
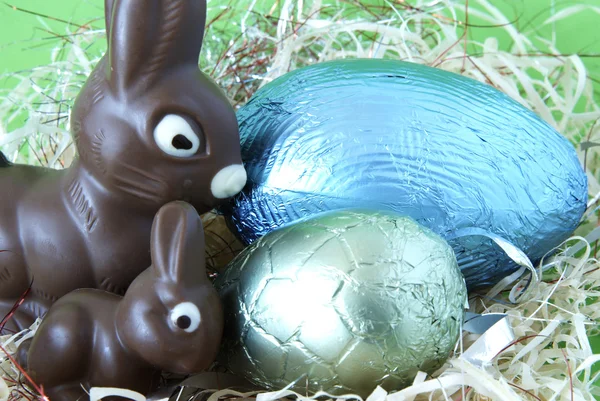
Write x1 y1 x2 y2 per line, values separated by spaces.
0 0 246 330
17 201 223 401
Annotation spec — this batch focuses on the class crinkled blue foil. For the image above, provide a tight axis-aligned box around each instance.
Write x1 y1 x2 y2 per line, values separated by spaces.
222 59 587 289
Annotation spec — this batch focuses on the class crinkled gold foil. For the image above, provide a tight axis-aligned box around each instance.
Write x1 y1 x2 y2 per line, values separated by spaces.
215 209 467 398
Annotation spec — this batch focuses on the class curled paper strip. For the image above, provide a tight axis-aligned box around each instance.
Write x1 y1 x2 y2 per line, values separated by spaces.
448 228 538 302
257 388 364 401
1 318 41 349
461 312 515 368
366 386 388 401
254 358 523 401
0 377 8 401
89 387 146 401
384 359 522 401
566 232 598 257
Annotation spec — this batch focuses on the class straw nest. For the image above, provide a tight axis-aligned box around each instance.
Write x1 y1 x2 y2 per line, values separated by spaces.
1 0 600 400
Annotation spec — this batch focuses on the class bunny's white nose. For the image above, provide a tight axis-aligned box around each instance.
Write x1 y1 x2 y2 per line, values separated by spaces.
211 164 247 199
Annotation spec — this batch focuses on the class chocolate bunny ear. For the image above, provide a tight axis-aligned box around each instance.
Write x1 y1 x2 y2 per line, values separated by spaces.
151 201 206 283
105 0 115 38
107 0 207 95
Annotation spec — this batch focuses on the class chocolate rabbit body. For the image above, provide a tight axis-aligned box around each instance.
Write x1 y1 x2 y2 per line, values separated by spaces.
0 165 152 325
19 201 223 401
23 291 159 400
0 0 246 331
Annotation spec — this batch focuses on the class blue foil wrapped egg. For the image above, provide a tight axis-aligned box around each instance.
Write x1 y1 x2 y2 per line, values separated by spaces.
224 59 587 289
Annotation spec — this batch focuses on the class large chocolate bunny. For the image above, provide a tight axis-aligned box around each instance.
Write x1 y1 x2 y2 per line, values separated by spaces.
0 0 246 331
17 201 223 401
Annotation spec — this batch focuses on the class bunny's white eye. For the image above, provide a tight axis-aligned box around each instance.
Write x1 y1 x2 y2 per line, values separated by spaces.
170 302 201 333
154 114 201 158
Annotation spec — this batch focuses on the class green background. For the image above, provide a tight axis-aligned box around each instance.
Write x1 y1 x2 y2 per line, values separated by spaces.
0 0 599 82
0 0 105 74
0 0 599 386
0 0 599 110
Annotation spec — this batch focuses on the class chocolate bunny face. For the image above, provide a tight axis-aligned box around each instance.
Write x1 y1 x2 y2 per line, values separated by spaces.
73 0 246 210
116 201 223 373
0 0 245 333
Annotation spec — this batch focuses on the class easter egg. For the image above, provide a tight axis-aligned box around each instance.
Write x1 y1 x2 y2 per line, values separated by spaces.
223 59 587 289
215 209 467 397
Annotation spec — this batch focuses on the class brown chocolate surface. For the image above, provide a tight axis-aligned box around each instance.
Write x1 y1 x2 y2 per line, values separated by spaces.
18 201 224 401
0 0 245 332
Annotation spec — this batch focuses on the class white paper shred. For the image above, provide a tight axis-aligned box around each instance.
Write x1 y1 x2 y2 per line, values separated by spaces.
89 387 146 401
0 377 8 401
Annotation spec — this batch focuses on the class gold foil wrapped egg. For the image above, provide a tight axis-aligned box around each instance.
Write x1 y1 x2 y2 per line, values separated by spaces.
215 209 467 397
